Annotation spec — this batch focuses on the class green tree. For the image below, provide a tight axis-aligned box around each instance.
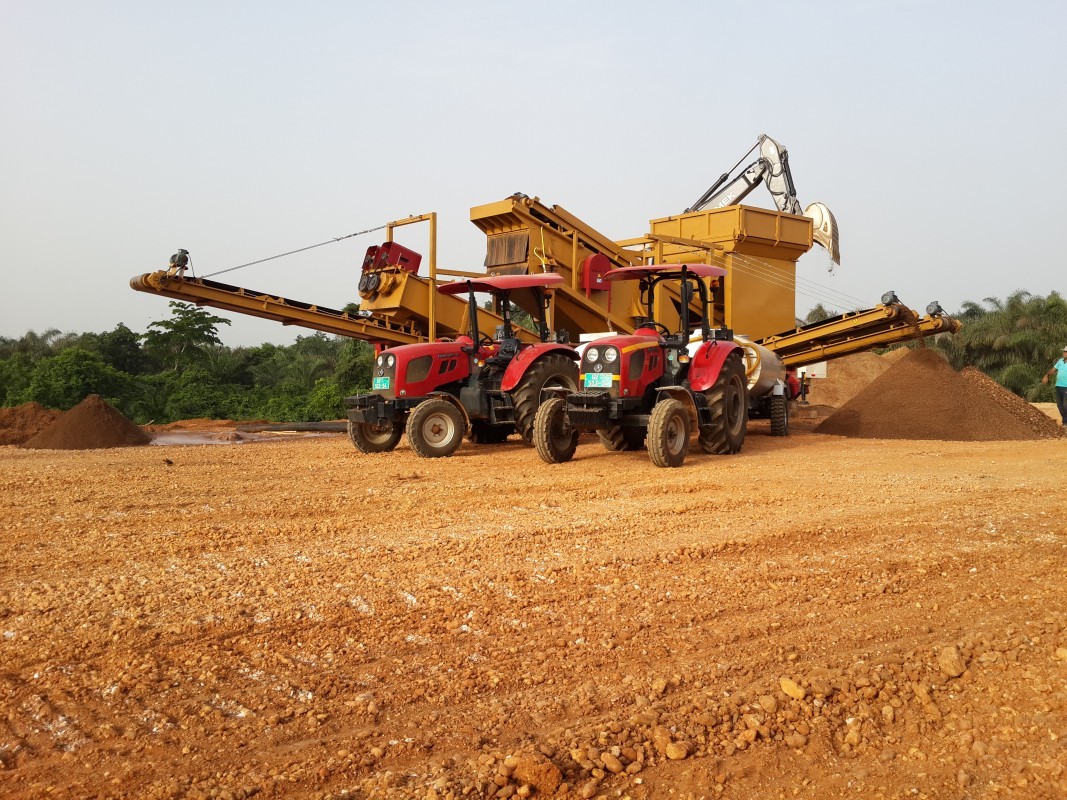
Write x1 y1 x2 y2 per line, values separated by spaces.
0 328 73 360
141 302 231 373
26 348 128 410
936 290 1067 401
334 339 374 393
0 353 35 405
804 303 835 324
97 323 151 375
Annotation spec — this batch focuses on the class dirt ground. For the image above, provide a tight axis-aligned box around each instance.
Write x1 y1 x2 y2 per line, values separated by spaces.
1 419 1066 800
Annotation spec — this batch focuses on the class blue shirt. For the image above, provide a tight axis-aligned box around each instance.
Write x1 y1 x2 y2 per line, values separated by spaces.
1054 357 1067 388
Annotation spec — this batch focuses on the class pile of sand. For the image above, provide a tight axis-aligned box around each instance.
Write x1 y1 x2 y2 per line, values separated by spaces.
882 346 915 363
815 349 1063 441
0 402 63 445
21 395 152 450
807 351 891 408
960 367 1064 435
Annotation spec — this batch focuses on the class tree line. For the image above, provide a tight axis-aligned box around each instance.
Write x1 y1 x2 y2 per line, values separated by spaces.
2 290 1065 423
0 302 374 424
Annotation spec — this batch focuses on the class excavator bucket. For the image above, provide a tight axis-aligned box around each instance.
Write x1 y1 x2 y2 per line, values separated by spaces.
803 202 840 265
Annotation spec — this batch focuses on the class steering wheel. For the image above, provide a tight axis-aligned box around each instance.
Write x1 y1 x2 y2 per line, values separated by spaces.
478 333 495 348
642 321 672 337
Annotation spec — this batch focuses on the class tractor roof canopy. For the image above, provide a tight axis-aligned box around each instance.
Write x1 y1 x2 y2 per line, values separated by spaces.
437 272 565 296
605 264 726 282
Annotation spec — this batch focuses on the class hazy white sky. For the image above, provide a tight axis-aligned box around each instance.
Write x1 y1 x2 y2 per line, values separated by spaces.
2 0 1064 347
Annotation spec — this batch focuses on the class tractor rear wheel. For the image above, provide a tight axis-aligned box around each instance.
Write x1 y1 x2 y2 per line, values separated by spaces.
533 397 578 463
770 394 789 437
406 398 465 458
597 425 646 451
698 352 747 454
347 419 403 454
648 398 691 468
511 353 579 445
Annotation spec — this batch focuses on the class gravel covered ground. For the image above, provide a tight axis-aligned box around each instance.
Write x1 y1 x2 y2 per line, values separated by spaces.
2 422 1066 799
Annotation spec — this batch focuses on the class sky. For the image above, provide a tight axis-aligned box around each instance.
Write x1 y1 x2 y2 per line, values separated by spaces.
2 0 1065 347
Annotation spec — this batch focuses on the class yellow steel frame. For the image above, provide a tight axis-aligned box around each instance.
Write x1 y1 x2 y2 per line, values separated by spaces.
131 196 960 363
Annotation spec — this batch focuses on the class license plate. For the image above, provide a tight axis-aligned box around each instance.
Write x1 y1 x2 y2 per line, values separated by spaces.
583 372 613 389
372 376 391 390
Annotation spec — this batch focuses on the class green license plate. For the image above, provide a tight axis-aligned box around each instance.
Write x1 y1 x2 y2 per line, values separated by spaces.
372 376 391 390
584 372 613 389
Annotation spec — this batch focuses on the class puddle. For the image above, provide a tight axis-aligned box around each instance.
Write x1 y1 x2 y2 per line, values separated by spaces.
149 431 342 446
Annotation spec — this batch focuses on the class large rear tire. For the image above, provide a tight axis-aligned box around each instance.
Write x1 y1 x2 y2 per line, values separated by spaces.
406 398 465 458
648 398 691 468
348 419 403 454
533 397 578 463
510 353 579 445
698 352 747 454
770 394 789 437
597 425 646 451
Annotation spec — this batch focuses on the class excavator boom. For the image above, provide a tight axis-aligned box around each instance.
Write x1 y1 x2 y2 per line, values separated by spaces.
687 134 840 264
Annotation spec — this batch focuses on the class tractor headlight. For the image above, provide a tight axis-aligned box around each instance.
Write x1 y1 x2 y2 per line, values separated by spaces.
386 354 395 368
376 355 384 367
586 347 600 363
602 347 618 364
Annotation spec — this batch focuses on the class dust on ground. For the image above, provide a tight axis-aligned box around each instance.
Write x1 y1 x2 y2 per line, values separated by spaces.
1 421 1065 800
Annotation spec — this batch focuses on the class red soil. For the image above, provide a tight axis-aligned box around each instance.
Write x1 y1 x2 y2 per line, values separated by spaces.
20 395 152 450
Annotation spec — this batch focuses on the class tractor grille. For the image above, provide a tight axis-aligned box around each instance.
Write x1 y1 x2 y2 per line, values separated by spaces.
566 392 610 429
345 394 398 425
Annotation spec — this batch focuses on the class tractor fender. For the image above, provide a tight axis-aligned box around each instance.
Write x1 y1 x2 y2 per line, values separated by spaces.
500 343 579 393
687 341 744 393
425 391 471 432
655 387 700 427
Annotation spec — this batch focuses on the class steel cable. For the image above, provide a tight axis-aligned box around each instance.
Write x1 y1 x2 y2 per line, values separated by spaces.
202 223 389 279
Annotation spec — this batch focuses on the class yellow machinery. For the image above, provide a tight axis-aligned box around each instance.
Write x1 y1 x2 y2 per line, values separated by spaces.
132 131 960 367
131 195 958 365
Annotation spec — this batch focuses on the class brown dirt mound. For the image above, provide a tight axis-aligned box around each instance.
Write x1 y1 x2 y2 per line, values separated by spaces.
814 349 1063 440
807 351 890 408
21 395 152 450
0 402 62 445
882 346 915 363
960 367 1065 436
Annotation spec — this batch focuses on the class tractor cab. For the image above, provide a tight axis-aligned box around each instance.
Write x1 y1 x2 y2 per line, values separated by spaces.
533 264 748 468
611 263 730 368
437 272 565 372
345 271 579 458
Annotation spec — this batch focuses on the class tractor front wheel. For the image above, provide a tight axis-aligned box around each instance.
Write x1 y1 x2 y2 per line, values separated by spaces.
648 398 691 468
511 353 579 445
406 399 465 458
533 397 578 463
698 352 747 455
348 419 403 454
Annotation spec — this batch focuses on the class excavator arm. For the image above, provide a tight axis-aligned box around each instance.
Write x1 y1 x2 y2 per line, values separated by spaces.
686 134 840 264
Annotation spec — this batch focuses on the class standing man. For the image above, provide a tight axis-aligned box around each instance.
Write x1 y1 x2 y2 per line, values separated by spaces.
1041 345 1067 426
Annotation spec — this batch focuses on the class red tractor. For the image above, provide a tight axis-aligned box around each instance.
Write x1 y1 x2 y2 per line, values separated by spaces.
533 264 748 468
345 273 578 458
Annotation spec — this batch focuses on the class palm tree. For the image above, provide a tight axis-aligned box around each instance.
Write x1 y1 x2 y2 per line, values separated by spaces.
936 290 1067 399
